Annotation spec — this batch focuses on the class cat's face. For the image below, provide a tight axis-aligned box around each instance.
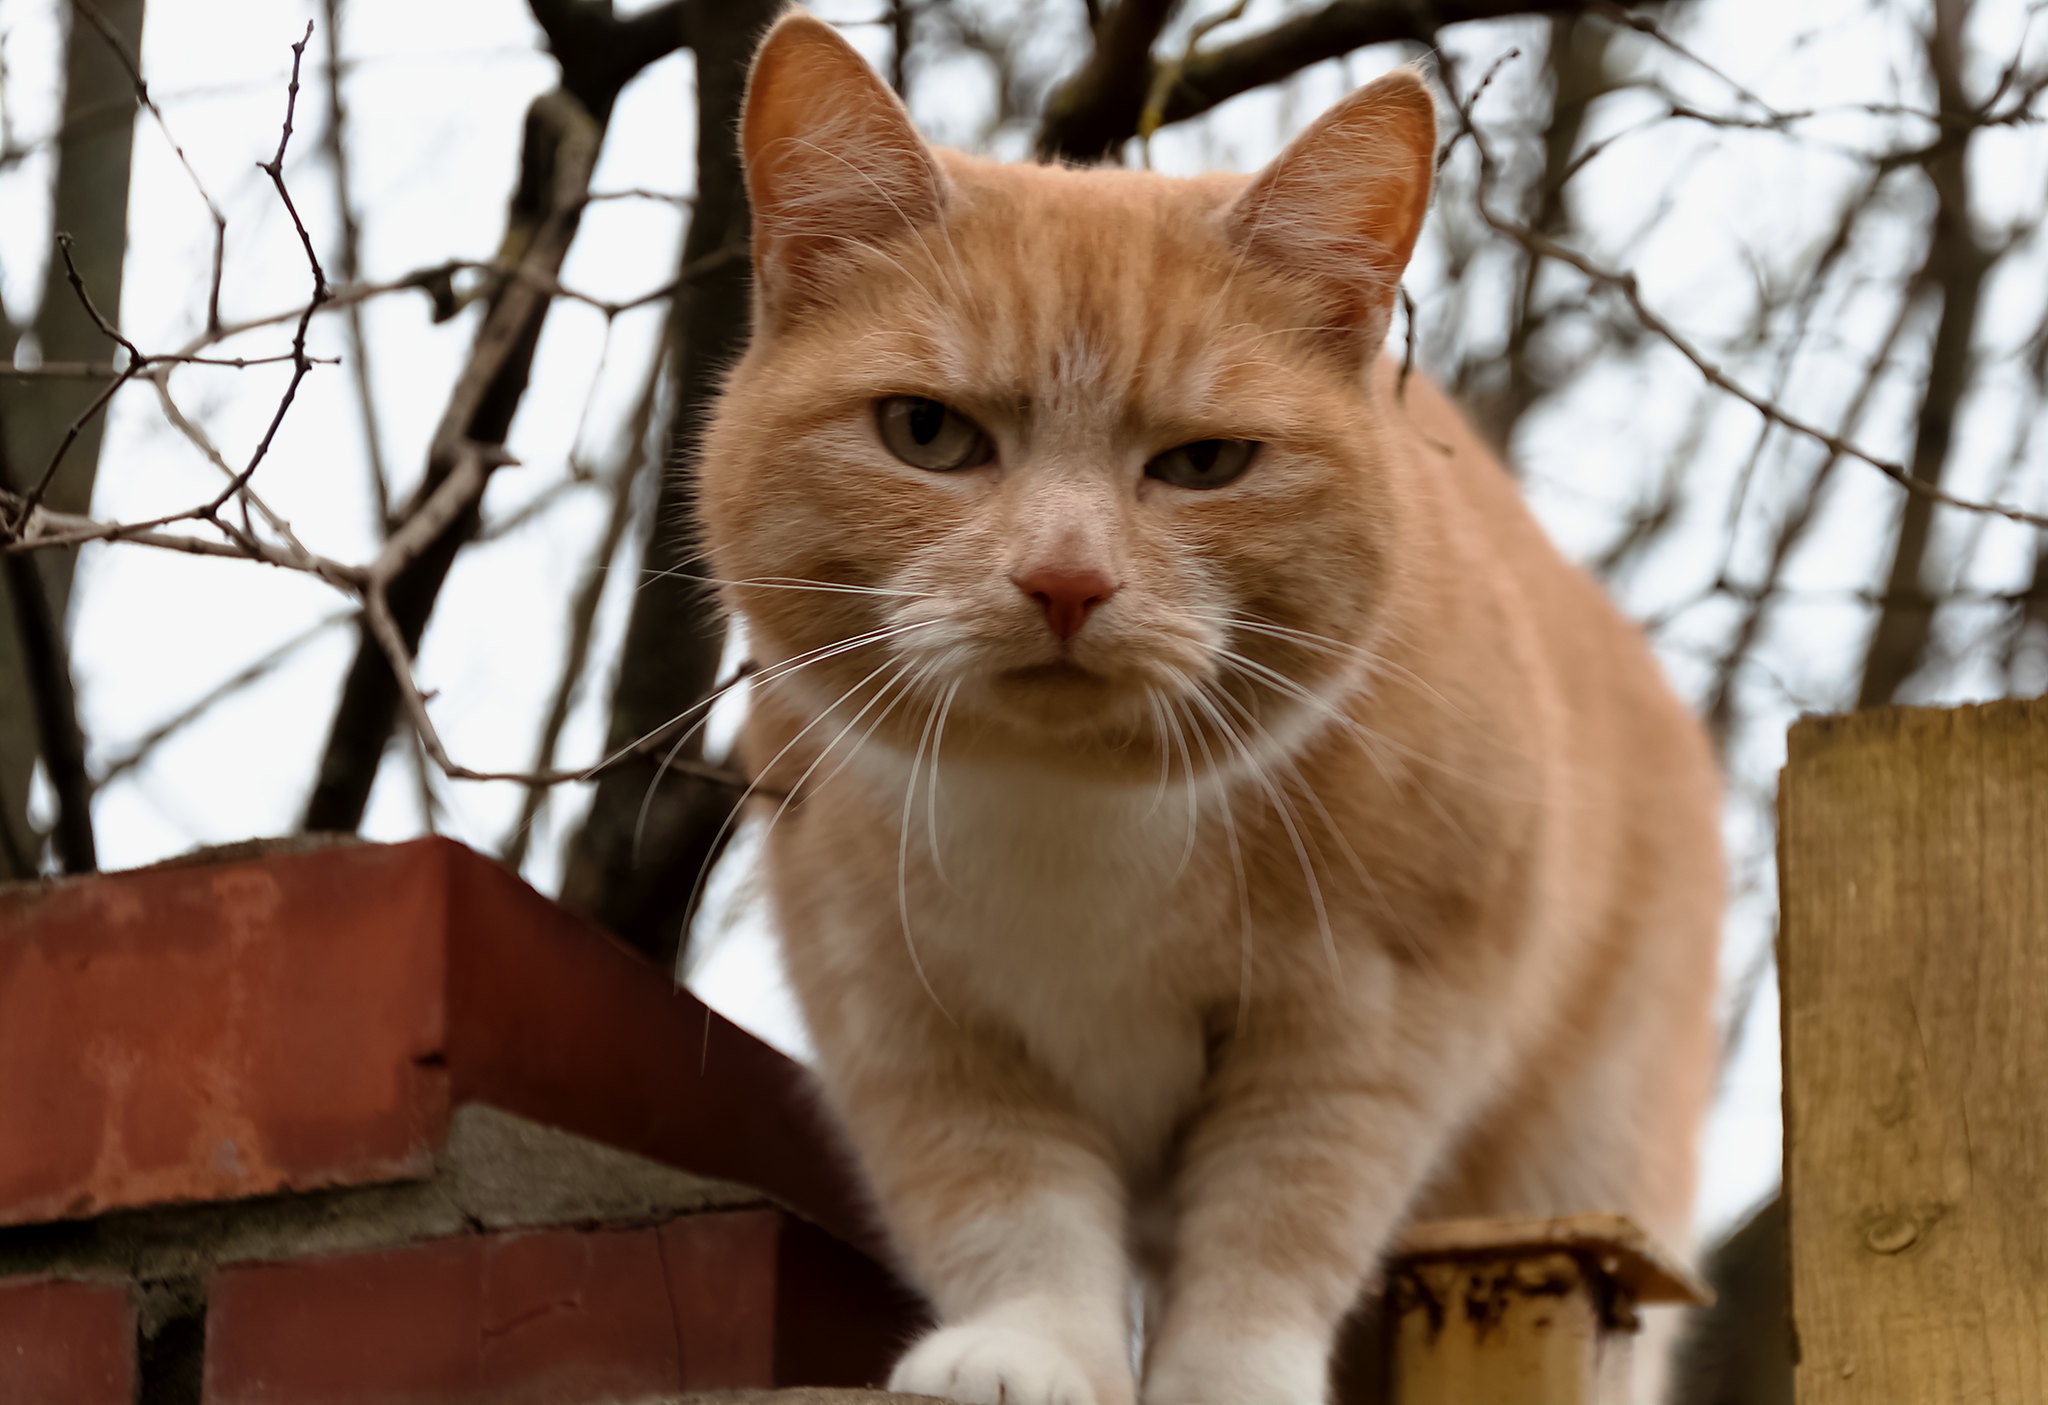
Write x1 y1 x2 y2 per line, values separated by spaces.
699 17 1435 780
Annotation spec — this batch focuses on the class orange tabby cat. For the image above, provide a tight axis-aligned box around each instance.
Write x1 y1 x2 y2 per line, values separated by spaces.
697 15 1722 1405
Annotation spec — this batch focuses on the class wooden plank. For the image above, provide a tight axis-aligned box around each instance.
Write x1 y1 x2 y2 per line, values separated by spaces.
1779 697 2048 1403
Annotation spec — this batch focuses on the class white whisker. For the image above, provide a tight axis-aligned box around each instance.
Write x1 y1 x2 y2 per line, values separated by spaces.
897 664 957 1024
668 655 910 957
1143 688 1173 820
1179 668 1342 988
1173 689 1254 1035
926 676 962 886
622 616 940 831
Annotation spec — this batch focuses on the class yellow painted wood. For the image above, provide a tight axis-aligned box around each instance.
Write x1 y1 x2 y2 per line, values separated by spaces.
1779 697 2048 1403
1389 1252 1628 1405
1378 1215 1696 1404
1394 1212 1709 1307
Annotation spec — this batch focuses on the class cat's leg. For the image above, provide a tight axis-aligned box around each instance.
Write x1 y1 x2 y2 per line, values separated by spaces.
1141 1003 1479 1405
822 1011 1138 1405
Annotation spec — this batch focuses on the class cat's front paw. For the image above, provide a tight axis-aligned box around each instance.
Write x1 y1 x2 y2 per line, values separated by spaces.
889 1322 1102 1405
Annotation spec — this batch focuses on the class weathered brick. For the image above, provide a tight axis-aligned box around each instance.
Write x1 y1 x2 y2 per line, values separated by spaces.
0 843 450 1226
661 1209 779 1387
0 1275 134 1405
205 1220 774 1405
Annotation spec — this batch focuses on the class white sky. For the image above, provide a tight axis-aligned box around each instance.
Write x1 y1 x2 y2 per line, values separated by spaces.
3 0 2043 1244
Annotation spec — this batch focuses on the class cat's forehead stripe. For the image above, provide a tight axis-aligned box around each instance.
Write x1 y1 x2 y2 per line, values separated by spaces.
885 174 1270 429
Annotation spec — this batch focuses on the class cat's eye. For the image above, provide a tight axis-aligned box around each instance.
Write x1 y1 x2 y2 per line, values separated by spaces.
1146 439 1257 490
875 396 995 472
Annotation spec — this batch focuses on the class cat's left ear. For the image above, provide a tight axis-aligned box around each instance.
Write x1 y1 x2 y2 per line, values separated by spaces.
742 13 947 328
1223 67 1436 356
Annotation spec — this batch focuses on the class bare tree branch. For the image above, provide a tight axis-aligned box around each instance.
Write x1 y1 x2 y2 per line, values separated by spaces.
501 341 668 871
1436 45 2048 533
1041 0 1596 157
320 0 394 530
0 405 94 873
560 0 782 960
302 85 603 831
1854 0 1995 707
69 0 227 329
0 0 145 877
1036 0 1183 159
528 0 696 119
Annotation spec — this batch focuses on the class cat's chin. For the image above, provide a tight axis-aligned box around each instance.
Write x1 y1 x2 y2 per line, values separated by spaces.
976 660 1146 740
996 658 1114 693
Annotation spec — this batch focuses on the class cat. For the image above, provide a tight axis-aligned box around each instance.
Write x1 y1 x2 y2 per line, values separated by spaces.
695 14 1723 1405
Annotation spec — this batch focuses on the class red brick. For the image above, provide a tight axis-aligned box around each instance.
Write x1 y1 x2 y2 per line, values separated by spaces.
442 845 884 1256
203 1220 765 1405
0 1276 134 1405
477 1227 681 1396
2 836 932 1390
0 845 450 1226
661 1209 779 1387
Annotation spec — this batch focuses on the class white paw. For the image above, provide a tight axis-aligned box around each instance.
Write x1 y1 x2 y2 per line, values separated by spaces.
890 1322 1100 1405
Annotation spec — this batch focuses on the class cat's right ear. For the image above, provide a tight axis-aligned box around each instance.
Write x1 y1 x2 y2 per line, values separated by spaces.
1222 67 1436 358
742 13 946 327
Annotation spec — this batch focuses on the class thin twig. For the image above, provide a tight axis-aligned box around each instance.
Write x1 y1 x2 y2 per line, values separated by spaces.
68 0 228 330
1442 49 2048 532
321 0 394 530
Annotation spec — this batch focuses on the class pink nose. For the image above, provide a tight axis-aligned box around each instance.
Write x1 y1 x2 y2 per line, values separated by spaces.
1012 565 1118 641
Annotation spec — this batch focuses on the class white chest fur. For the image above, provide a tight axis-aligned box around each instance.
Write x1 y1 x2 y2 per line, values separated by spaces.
901 763 1214 1178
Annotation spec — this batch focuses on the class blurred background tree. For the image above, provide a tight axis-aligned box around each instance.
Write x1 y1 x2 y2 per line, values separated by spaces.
3 2 2043 1399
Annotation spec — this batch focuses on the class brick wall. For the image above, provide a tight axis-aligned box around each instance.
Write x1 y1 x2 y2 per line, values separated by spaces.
0 840 925 1404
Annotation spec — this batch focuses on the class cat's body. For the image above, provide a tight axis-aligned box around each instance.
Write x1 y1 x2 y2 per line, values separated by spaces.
698 18 1722 1405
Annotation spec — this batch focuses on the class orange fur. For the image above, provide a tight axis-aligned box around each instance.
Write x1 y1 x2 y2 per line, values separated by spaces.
697 16 1722 1405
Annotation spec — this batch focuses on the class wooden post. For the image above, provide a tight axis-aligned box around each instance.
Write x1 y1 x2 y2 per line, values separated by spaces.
1381 1213 1708 1405
1779 697 2048 1402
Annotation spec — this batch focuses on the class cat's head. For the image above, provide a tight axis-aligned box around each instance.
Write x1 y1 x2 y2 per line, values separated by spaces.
699 13 1435 781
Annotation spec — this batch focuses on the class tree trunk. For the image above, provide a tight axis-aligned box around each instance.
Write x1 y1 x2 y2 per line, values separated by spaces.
0 0 147 875
298 0 691 836
1853 0 1988 709
558 0 782 961
301 89 602 832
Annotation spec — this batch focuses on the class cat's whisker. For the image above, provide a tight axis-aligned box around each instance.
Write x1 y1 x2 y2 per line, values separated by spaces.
661 619 948 944
590 664 757 787
1183 672 1343 990
638 617 940 799
787 657 939 813
1170 687 1254 1036
1205 641 1405 794
720 576 942 600
666 654 909 949
897 664 958 1025
1189 608 1489 740
1202 637 1490 847
1142 688 1173 820
1205 668 1439 979
926 676 962 888
632 566 940 601
1162 689 1201 882
740 658 937 969
746 618 945 699
756 655 926 853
